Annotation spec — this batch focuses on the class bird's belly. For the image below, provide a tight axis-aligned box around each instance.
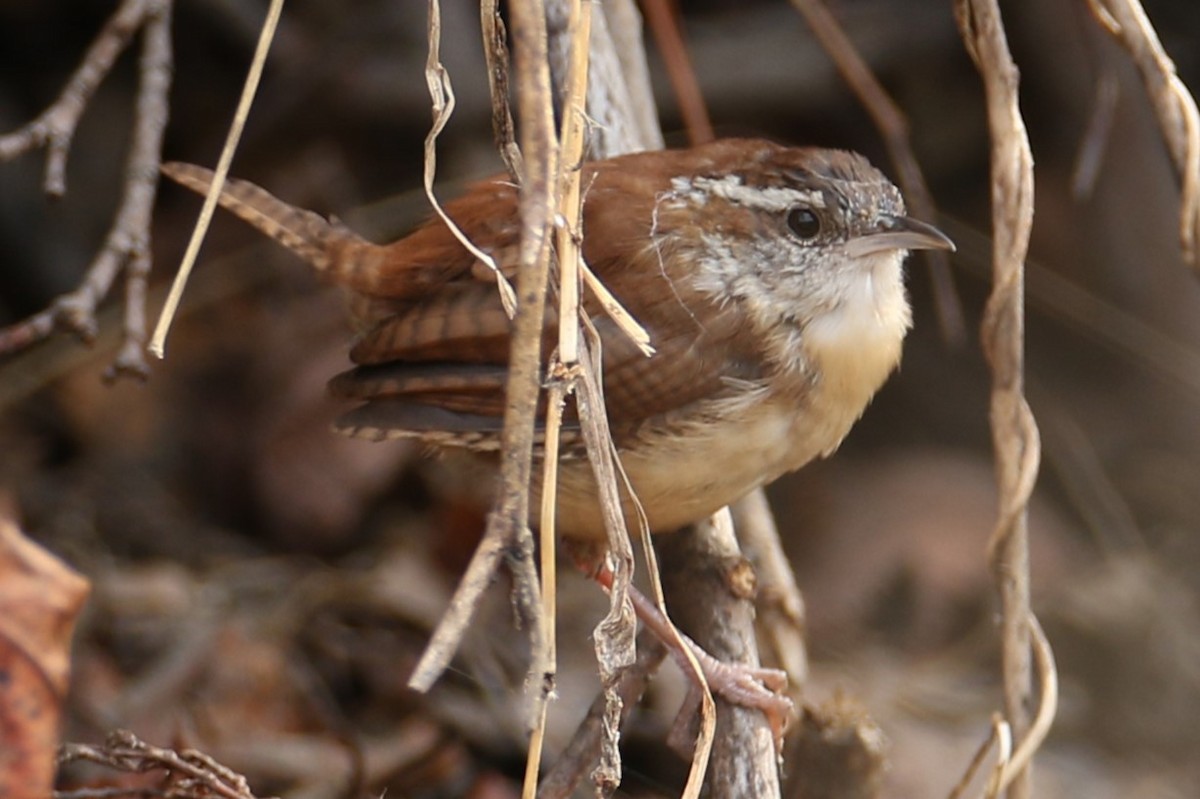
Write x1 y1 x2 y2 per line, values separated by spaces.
552 395 837 539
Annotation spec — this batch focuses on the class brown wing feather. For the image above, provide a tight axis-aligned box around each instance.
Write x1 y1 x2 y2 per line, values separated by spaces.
166 154 769 447
330 153 768 445
349 287 519 365
329 362 508 401
336 401 505 447
332 299 760 445
592 306 763 427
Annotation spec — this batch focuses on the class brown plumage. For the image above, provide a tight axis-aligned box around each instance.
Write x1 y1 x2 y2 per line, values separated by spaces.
161 140 953 537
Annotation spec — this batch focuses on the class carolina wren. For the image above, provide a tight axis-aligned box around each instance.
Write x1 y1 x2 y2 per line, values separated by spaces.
162 139 953 539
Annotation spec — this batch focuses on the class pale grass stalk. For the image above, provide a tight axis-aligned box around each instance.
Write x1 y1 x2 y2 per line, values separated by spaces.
150 0 283 357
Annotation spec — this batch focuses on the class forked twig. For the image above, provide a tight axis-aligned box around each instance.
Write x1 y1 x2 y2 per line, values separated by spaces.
0 0 151 194
0 0 172 378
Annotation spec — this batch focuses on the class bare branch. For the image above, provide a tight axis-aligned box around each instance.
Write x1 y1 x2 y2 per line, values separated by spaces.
596 0 664 152
0 0 172 379
545 0 663 157
990 614 1059 795
0 0 151 196
659 511 782 799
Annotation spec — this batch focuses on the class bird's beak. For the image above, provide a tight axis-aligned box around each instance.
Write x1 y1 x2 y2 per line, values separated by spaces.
844 215 956 257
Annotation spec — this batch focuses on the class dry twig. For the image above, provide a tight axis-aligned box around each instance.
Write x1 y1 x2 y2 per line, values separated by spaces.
422 2 664 793
1085 0 1200 270
0 0 172 379
56 730 269 799
555 5 780 794
947 714 1009 799
417 5 780 797
946 615 1058 799
523 2 595 792
481 0 524 183
417 0 518 319
407 0 559 701
536 637 667 799
954 1 1054 797
151 0 290 358
640 0 714 145
544 3 717 794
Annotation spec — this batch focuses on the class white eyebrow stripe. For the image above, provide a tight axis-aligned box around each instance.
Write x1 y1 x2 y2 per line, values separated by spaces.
674 174 827 212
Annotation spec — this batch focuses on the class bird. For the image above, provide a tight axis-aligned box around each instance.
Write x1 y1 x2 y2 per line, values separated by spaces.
161 138 954 541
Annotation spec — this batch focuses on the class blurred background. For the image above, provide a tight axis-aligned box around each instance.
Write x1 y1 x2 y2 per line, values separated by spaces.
2 1 1199 797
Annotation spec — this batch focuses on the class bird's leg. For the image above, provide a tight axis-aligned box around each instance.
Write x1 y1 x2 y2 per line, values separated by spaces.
570 544 793 749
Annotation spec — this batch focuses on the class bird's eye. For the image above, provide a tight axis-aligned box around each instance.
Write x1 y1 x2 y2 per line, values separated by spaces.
786 207 821 240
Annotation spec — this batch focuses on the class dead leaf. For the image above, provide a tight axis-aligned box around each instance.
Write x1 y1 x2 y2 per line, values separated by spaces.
0 516 91 799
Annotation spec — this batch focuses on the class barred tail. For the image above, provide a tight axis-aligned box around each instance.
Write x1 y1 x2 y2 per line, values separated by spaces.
160 161 369 274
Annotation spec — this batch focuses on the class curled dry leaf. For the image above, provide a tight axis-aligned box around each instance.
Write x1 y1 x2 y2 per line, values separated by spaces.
0 518 91 799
